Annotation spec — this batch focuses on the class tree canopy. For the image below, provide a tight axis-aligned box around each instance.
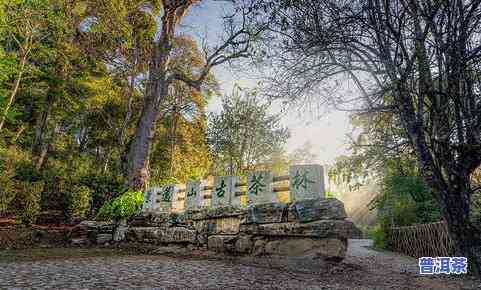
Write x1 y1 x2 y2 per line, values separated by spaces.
208 86 289 176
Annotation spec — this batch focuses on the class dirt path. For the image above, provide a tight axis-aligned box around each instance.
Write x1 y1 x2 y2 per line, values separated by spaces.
0 240 478 289
346 239 419 274
343 239 478 289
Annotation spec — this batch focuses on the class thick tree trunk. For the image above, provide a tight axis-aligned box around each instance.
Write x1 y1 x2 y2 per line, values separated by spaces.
395 83 481 276
442 182 481 276
126 28 171 191
32 93 54 172
127 83 167 191
126 3 194 191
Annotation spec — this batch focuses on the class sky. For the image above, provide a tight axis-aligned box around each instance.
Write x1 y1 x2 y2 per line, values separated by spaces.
178 2 353 165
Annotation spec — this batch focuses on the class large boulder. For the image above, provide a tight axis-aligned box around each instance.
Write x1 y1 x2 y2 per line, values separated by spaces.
126 226 197 244
235 235 254 254
180 206 246 221
191 217 241 237
159 227 197 244
70 220 116 245
243 203 288 224
129 212 176 227
207 235 237 252
288 198 347 222
240 220 359 239
117 194 358 261
71 221 116 233
113 219 128 242
126 227 162 243
96 233 113 244
207 217 241 235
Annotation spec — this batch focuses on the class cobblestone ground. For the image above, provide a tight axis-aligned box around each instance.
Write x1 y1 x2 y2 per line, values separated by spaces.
0 240 479 289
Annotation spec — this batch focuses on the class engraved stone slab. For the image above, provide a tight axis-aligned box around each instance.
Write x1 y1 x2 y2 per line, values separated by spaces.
153 184 176 212
247 171 275 205
171 186 183 213
185 180 204 210
289 165 325 201
142 188 155 212
144 187 164 212
212 176 236 207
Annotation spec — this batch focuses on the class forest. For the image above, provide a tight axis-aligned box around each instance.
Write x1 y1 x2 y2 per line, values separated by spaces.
0 0 300 224
1 0 481 277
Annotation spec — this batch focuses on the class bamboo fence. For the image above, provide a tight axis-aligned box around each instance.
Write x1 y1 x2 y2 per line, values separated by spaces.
390 221 455 257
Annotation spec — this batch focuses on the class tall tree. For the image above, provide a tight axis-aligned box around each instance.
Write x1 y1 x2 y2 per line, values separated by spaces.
208 86 289 176
150 36 214 183
77 0 160 148
256 0 481 274
0 0 52 133
127 0 261 190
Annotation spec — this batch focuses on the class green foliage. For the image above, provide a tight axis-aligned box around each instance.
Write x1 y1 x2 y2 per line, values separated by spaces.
151 176 179 187
371 224 387 249
0 1 280 223
0 144 14 214
0 173 14 215
96 190 143 221
208 85 290 176
14 160 40 182
371 174 441 227
150 37 215 184
0 144 30 215
367 170 441 249
325 190 338 198
331 107 442 248
65 185 92 221
17 181 44 225
78 174 126 212
0 0 217 221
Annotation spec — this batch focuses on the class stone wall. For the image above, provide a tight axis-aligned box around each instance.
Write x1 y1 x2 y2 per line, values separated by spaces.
70 198 361 261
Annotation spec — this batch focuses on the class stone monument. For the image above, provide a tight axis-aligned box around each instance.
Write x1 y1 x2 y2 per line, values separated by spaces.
247 171 276 204
289 164 325 201
212 176 236 207
156 184 176 212
185 180 204 210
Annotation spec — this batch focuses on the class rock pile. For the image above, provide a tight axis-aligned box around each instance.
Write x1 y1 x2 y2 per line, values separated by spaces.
72 197 361 261
70 221 116 246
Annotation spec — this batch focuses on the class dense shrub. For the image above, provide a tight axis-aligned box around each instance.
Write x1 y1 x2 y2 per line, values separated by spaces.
372 175 441 224
17 181 44 225
78 174 126 212
370 174 441 249
0 145 29 215
14 161 41 182
0 147 15 215
0 173 14 215
371 224 387 249
65 185 92 221
96 190 143 221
